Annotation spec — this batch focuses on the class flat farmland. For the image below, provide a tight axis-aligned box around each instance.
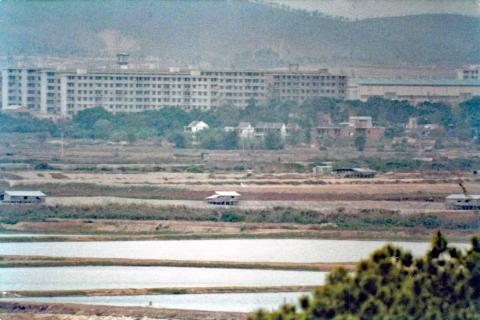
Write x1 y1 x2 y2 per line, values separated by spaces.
1 169 479 217
1 139 479 240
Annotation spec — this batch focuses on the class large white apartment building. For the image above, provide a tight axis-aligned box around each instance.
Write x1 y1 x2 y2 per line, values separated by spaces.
266 68 348 102
1 66 347 117
1 67 61 114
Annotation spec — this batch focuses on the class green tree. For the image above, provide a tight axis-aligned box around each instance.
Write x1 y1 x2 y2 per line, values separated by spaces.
73 107 111 130
169 132 187 148
264 131 284 150
354 134 366 152
249 232 480 320
92 119 113 139
223 130 239 149
198 129 219 149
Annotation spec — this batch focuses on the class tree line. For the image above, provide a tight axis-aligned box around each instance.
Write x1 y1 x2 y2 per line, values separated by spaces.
1 97 479 149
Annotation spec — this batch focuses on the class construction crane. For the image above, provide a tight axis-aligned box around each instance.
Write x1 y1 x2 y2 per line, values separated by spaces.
458 180 468 196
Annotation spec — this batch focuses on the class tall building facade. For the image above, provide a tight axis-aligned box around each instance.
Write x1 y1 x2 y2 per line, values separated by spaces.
1 66 347 117
457 65 479 80
266 68 348 102
1 67 61 114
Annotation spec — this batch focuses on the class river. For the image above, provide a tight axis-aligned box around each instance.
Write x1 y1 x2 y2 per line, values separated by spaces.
0 239 468 262
0 266 326 291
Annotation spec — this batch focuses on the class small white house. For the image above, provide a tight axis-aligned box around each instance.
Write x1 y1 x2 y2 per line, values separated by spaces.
184 121 209 134
349 116 373 129
2 191 47 204
205 191 241 206
238 122 255 139
255 122 287 139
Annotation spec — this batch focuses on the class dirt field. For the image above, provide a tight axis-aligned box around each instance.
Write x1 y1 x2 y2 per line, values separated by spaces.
0 301 246 320
1 140 479 239
45 196 445 214
3 135 479 165
0 314 159 320
4 169 480 214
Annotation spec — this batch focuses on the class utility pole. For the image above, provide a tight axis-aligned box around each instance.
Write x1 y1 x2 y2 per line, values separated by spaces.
60 131 64 158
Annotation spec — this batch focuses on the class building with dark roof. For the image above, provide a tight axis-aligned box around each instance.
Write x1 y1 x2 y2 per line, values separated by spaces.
347 78 480 105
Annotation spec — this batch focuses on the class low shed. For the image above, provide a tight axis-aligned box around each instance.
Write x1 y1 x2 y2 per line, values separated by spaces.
206 191 241 206
445 194 480 210
2 191 47 204
334 168 377 178
313 165 333 175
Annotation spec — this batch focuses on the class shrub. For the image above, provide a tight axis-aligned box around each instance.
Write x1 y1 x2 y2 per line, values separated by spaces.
34 162 55 170
220 211 245 222
249 232 480 320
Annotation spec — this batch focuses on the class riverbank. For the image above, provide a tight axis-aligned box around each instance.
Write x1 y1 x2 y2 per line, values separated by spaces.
0 255 355 271
0 218 477 242
1 285 317 298
0 301 247 319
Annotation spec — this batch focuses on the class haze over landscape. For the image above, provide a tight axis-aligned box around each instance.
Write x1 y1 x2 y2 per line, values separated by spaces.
271 0 480 19
1 1 480 319
0 0 479 67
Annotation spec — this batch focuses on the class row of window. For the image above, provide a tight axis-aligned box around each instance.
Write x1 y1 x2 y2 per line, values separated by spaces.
274 82 345 87
280 89 344 94
68 75 265 82
273 75 345 80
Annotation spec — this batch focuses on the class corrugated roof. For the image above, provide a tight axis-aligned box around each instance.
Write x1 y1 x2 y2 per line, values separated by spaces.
256 122 285 129
446 194 480 200
349 116 372 120
5 191 46 197
238 122 253 129
354 79 480 87
215 191 240 196
352 168 377 173
187 121 208 127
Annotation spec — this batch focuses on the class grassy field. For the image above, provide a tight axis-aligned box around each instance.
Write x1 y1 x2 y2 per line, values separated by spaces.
3 285 319 298
0 203 478 241
0 203 477 229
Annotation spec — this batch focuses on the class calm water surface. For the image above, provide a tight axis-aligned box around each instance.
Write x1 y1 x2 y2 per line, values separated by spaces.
0 233 79 238
0 239 468 262
0 266 326 291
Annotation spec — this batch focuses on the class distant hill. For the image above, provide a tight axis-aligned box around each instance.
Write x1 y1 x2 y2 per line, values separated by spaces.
0 0 478 67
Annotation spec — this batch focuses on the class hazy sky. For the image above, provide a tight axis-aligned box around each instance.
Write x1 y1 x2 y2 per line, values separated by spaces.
269 0 480 19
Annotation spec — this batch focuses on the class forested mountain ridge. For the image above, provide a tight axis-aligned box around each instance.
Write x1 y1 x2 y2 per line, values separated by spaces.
0 0 478 66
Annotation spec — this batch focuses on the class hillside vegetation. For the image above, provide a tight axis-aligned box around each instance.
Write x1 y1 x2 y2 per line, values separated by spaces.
0 0 478 66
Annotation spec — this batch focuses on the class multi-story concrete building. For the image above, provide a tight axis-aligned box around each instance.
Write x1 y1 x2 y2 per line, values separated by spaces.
1 67 61 114
59 69 267 116
347 78 480 105
457 65 479 80
266 66 348 102
1 65 345 117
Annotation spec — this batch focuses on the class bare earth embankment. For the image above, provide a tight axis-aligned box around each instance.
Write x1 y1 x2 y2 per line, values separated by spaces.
0 255 355 272
0 301 246 320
